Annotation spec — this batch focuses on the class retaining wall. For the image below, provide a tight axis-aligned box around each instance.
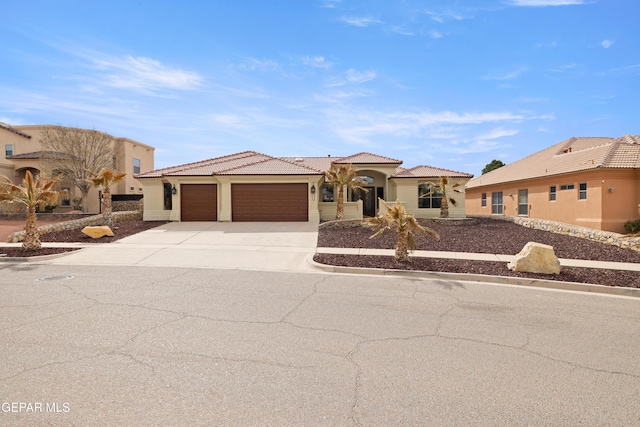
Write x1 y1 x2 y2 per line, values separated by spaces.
471 215 640 252
7 211 143 243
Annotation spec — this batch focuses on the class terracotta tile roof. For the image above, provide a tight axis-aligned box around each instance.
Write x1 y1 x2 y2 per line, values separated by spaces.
280 156 332 173
392 165 473 179
467 135 640 189
333 152 403 165
218 156 324 175
137 151 322 178
0 122 31 139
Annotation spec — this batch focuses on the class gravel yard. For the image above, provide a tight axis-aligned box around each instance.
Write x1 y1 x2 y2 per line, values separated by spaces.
314 218 640 288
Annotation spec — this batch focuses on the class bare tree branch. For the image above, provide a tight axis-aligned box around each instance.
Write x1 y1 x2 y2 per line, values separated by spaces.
39 126 117 213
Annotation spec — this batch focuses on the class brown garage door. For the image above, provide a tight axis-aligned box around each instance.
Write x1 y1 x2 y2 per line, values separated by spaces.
232 183 308 221
181 184 217 221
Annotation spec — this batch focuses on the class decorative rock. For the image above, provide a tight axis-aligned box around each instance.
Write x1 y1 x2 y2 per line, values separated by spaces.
82 226 114 239
507 242 561 275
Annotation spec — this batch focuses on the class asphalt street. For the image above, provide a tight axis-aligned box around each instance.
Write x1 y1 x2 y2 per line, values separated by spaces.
1 263 639 426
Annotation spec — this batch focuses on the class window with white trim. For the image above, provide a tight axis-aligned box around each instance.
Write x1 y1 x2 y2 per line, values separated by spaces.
491 192 503 214
579 183 587 200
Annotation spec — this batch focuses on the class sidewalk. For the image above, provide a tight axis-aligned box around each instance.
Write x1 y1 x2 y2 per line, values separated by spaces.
1 241 639 272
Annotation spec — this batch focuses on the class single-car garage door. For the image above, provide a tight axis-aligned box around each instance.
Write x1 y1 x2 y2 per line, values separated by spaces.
232 183 308 221
181 184 217 221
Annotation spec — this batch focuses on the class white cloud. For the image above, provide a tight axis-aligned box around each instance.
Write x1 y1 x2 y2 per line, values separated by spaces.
328 109 526 145
326 69 376 87
94 55 203 92
321 0 341 8
210 114 244 128
601 39 613 48
301 56 332 69
424 9 463 22
477 128 520 140
482 67 528 80
345 69 376 84
429 30 444 39
237 58 279 72
391 26 415 36
505 0 590 6
548 63 577 73
339 16 382 27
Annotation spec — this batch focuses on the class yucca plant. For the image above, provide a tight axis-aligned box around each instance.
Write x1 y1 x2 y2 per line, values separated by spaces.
420 176 462 218
90 168 126 228
324 162 368 220
0 171 64 251
366 199 440 263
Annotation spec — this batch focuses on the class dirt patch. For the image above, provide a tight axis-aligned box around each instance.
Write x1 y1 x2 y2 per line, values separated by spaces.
315 218 640 288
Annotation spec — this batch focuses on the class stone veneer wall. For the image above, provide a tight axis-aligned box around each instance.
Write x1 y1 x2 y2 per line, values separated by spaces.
112 199 144 212
471 215 640 252
7 211 143 243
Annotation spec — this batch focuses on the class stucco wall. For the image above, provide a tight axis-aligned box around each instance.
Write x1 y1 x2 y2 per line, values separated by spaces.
7 125 155 214
142 175 324 222
394 178 469 219
466 170 640 233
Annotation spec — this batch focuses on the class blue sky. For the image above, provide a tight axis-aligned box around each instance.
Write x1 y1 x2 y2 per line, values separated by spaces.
1 0 638 176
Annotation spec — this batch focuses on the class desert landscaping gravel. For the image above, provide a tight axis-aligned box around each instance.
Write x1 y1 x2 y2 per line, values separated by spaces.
314 218 640 288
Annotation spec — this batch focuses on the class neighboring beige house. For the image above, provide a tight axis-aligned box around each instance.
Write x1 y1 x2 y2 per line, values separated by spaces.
0 123 154 213
466 135 640 233
137 150 473 222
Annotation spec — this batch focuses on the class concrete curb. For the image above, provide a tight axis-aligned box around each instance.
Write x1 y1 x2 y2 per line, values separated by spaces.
0 248 81 263
307 255 640 299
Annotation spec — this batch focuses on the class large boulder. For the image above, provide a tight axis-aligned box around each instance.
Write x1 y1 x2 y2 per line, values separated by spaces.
507 242 561 275
82 226 114 239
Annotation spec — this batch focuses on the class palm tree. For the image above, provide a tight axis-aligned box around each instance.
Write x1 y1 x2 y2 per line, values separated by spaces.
419 177 462 218
0 171 64 251
366 199 439 262
90 168 126 228
324 162 368 220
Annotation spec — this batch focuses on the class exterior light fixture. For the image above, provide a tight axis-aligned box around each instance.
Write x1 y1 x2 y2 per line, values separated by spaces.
171 185 177 195
310 184 316 201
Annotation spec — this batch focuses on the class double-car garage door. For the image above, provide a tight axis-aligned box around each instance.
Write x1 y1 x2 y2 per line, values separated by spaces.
232 183 308 222
180 183 308 222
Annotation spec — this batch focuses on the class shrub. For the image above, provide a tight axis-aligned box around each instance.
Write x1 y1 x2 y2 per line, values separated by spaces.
624 219 640 234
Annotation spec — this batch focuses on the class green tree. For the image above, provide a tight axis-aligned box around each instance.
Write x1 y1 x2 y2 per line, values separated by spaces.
366 199 439 263
0 171 64 251
482 159 505 174
90 168 127 228
324 162 368 220
419 177 462 218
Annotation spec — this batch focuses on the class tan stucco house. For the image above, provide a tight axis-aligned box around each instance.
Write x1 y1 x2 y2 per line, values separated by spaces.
466 134 640 233
0 122 154 213
137 150 473 223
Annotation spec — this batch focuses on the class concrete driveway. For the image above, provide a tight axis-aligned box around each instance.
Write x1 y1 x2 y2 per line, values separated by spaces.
45 222 319 272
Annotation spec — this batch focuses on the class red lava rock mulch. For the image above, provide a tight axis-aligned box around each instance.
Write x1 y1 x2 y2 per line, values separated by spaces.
314 218 640 288
0 221 168 258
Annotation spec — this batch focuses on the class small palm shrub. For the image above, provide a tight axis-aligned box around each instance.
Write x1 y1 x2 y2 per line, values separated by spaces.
366 199 440 262
624 219 640 234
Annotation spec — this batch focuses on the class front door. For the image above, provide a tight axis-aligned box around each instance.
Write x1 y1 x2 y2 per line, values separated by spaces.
360 187 376 217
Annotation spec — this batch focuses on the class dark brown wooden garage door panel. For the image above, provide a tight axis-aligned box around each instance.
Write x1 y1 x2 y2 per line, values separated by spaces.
181 184 217 221
232 184 308 221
